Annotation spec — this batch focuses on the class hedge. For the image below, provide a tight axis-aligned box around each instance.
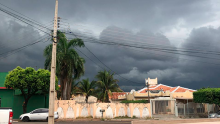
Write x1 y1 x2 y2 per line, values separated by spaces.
193 88 220 105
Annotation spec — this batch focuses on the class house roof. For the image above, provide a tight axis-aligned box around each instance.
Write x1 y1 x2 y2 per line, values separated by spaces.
138 84 173 93
138 84 196 93
171 86 196 92
109 92 127 100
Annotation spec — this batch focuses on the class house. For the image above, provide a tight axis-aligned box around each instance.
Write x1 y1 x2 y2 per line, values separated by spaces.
110 77 196 103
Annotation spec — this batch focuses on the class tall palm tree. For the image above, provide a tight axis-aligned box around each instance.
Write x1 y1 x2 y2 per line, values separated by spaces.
44 31 85 100
95 70 122 102
77 78 96 103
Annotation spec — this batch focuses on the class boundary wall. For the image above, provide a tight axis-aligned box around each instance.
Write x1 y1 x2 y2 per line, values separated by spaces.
54 100 151 119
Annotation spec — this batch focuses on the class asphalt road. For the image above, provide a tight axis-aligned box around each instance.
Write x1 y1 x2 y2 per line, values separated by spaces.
14 121 131 124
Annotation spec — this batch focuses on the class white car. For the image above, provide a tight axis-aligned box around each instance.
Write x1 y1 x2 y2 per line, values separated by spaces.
209 111 220 118
19 108 59 122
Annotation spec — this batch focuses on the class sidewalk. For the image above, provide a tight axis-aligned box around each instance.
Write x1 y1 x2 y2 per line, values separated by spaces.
132 118 220 124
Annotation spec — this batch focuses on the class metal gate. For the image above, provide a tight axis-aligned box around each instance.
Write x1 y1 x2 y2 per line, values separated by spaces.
150 99 177 117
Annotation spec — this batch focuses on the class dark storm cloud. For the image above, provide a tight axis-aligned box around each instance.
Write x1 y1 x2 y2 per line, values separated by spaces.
0 0 220 91
0 0 215 30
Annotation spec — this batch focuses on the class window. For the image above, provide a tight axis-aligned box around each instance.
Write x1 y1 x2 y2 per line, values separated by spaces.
42 109 49 113
32 109 42 114
0 98 1 107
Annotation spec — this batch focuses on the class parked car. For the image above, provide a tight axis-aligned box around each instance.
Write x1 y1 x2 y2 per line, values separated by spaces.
0 107 13 124
19 108 59 122
208 111 220 118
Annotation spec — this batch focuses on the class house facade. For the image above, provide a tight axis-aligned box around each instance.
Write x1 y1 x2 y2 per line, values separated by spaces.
111 78 196 103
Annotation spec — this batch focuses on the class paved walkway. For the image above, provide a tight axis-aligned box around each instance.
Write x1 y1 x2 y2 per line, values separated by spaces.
181 122 220 124
132 118 220 124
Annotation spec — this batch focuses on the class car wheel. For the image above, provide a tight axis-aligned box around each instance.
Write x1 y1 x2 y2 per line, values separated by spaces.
46 117 48 122
22 116 29 122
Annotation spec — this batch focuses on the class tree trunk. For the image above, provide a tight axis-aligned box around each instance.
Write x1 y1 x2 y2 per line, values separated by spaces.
62 83 67 100
22 98 29 113
60 77 64 100
86 95 89 103
67 81 72 100
61 77 67 100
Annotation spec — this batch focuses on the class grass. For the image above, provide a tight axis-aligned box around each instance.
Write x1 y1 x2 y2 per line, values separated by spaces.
76 116 93 119
114 115 131 119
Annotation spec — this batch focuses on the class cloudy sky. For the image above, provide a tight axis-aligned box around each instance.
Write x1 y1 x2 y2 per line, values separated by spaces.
1 0 220 91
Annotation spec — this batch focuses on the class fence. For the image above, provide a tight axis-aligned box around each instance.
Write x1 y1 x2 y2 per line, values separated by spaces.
177 102 219 118
150 99 178 117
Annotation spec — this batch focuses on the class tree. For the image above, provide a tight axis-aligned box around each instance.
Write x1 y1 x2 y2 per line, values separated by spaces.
44 31 85 100
95 70 122 102
193 88 220 107
77 78 96 103
4 66 58 113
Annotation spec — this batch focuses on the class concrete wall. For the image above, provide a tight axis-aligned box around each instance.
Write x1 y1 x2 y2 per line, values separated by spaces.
54 100 151 119
171 90 193 99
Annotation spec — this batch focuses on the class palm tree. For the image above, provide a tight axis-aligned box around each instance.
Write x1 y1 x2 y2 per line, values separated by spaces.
77 78 96 103
95 70 122 102
44 31 85 100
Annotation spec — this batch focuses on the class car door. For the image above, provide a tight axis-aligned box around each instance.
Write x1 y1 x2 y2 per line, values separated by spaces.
29 109 42 120
41 109 49 120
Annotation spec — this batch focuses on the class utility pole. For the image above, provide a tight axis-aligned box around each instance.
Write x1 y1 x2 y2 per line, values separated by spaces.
48 0 58 124
147 82 150 102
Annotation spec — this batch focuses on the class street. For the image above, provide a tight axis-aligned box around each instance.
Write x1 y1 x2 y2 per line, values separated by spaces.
13 119 220 124
14 121 131 124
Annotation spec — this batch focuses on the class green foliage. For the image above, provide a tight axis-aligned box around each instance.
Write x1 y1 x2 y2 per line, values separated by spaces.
114 115 130 119
120 100 149 103
44 31 85 100
132 116 137 119
4 66 58 113
95 70 122 102
193 88 220 105
77 78 96 103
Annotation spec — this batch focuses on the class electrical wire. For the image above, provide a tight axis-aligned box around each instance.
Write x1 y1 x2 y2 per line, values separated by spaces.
0 36 50 60
69 32 143 84
64 32 220 66
64 32 220 61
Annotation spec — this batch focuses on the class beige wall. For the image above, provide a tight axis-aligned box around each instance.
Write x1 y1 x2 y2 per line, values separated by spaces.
54 100 151 119
171 90 193 99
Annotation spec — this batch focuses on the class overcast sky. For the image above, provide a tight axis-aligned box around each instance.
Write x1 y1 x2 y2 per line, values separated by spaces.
0 0 220 91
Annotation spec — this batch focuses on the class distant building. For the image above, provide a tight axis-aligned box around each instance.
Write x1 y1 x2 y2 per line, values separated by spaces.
110 77 196 103
0 72 49 119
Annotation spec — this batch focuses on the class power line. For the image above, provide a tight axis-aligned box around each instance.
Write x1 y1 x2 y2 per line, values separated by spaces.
65 32 220 61
0 36 50 60
69 32 143 84
0 6 51 35
63 28 220 56
70 23 219 53
64 32 220 66
72 23 213 48
0 22 53 51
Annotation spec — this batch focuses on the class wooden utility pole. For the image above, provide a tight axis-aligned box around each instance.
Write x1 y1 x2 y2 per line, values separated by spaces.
48 0 58 124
